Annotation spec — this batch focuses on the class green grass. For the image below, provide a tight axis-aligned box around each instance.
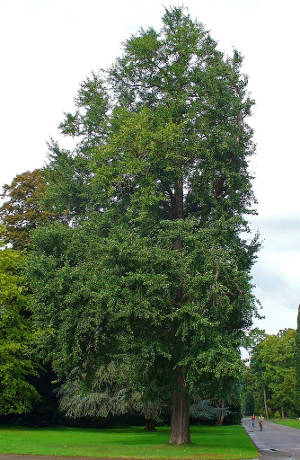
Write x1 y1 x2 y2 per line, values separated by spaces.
0 424 257 459
273 418 300 429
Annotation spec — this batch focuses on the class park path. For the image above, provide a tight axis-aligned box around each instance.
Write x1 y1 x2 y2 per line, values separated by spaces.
243 418 300 459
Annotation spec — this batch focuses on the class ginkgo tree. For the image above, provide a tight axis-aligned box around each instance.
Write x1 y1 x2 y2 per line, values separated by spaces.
29 7 259 444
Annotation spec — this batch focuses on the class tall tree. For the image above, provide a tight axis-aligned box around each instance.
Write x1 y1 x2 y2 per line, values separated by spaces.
295 305 300 414
29 7 258 444
0 170 54 250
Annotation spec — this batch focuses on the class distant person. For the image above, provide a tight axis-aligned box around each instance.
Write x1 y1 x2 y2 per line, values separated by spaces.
258 415 264 431
251 414 256 428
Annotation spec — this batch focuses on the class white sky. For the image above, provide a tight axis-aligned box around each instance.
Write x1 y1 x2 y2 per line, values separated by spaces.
1 0 299 335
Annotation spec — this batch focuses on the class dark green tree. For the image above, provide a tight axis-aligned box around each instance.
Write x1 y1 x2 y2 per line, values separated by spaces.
29 7 258 444
295 305 300 414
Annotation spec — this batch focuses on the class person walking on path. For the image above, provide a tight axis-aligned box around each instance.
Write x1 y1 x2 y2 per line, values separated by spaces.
258 415 264 431
251 414 256 428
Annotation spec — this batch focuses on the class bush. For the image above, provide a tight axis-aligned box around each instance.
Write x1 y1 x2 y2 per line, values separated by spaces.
287 409 298 418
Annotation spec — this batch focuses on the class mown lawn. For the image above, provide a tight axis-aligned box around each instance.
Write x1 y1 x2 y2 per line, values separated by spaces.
0 424 257 459
273 418 300 429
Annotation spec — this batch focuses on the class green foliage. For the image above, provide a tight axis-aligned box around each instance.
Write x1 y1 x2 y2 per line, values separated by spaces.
242 328 266 351
190 400 230 420
29 215 256 396
0 229 39 414
244 329 296 416
57 363 165 423
257 330 296 412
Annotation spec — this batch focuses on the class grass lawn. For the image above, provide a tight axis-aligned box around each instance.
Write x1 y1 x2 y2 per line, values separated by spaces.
273 418 300 429
0 424 257 459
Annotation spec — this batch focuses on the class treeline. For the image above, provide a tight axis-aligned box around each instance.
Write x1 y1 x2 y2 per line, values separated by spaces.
0 7 259 443
243 326 300 418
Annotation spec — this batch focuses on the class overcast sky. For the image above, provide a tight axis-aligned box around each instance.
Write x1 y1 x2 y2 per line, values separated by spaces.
1 0 299 335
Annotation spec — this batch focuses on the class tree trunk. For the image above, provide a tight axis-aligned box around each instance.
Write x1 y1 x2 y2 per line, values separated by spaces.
281 407 285 418
169 373 190 445
169 179 189 444
263 384 269 419
174 179 183 219
145 418 156 431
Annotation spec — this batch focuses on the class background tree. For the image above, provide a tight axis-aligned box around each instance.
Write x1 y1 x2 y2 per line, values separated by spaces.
244 329 296 418
241 328 266 416
0 169 65 425
0 227 39 414
28 7 258 444
242 365 265 416
0 169 54 250
295 305 300 415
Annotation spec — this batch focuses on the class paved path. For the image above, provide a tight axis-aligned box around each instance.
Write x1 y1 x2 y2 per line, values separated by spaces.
243 418 300 459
